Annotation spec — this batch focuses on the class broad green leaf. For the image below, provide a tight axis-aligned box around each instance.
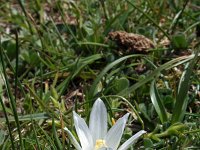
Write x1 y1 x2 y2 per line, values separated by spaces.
112 77 130 94
171 33 188 50
143 138 153 148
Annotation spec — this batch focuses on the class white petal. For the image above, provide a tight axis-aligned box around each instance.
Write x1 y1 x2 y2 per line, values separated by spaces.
118 130 146 150
63 127 82 150
105 113 129 150
89 98 107 141
73 111 94 150
98 147 113 150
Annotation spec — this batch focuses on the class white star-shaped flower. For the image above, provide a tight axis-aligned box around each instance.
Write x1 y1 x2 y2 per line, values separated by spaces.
64 98 146 150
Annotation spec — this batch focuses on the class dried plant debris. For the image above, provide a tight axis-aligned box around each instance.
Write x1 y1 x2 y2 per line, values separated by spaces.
108 31 155 54
159 37 170 47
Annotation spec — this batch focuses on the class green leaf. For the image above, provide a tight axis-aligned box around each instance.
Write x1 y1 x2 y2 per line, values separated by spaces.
52 117 63 149
0 130 6 146
88 54 144 99
0 113 49 122
171 33 188 50
139 103 151 122
171 50 200 123
144 138 154 148
150 80 168 123
119 54 194 96
112 77 130 93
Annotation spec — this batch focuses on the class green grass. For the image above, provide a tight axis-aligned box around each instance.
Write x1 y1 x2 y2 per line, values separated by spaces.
0 0 200 149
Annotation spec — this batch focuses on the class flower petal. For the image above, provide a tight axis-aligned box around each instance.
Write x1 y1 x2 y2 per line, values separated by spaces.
98 147 113 150
73 111 94 150
64 127 82 150
118 130 146 150
105 113 129 150
89 98 107 141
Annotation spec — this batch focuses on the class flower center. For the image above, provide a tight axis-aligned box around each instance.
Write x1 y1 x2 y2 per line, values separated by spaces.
94 139 107 149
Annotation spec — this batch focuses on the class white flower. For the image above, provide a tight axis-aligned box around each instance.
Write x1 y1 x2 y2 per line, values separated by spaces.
64 98 146 150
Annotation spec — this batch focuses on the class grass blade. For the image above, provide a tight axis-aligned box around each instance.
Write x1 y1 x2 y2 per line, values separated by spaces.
0 37 15 149
126 0 170 40
119 54 195 96
0 112 49 122
52 116 63 150
150 80 168 123
0 35 24 149
31 119 41 150
38 125 57 150
88 54 144 100
169 0 190 33
171 50 200 123
0 96 15 149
